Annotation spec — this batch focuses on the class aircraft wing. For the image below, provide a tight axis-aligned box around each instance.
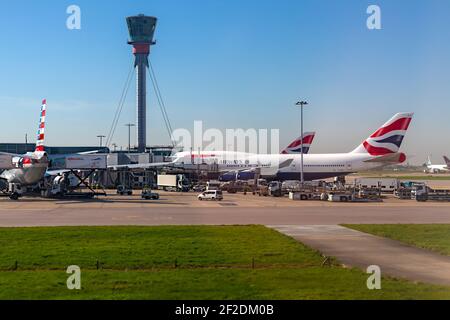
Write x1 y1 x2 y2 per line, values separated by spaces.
0 153 16 169
0 151 19 156
108 162 175 170
220 158 295 179
77 150 106 155
109 158 294 172
278 158 294 169
45 169 72 176
363 153 406 164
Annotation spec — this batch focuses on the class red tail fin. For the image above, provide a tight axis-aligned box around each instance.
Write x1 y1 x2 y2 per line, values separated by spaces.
281 132 315 154
35 99 46 152
352 113 413 155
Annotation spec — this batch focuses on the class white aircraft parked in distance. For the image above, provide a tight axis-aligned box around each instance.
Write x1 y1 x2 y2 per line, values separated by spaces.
424 155 450 173
168 112 414 181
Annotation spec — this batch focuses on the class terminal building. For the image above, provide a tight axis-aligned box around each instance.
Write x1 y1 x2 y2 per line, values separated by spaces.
0 143 109 155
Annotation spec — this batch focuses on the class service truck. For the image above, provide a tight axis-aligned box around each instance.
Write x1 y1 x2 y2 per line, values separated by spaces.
268 180 300 197
288 187 321 201
354 178 399 193
157 174 190 192
411 184 450 202
395 181 424 199
206 180 221 191
268 180 325 197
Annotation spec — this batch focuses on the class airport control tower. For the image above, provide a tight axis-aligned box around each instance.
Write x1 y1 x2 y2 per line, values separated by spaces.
126 14 157 153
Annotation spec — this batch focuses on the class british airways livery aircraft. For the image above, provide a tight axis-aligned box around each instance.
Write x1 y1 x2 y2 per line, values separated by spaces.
280 132 315 154
168 112 413 181
275 112 413 180
218 133 316 181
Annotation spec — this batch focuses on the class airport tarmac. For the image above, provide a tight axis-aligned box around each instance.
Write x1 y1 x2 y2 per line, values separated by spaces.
0 191 450 227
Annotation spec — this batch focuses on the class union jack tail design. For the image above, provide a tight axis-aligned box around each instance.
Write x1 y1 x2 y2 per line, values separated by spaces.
35 99 46 152
281 132 315 154
352 113 413 156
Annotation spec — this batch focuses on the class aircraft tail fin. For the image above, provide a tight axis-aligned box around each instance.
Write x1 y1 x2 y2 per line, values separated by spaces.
35 99 46 152
281 132 315 154
351 112 413 155
444 156 450 166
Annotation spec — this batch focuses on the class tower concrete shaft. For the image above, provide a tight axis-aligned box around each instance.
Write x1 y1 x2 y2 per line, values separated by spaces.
133 47 149 153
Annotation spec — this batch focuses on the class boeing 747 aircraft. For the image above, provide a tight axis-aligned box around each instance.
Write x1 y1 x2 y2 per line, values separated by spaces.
169 112 413 180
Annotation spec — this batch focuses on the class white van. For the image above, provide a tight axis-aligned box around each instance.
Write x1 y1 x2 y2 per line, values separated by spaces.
198 190 223 201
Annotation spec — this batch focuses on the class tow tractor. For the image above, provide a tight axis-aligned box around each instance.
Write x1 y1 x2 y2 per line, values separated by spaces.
327 190 354 202
141 187 160 200
117 185 132 196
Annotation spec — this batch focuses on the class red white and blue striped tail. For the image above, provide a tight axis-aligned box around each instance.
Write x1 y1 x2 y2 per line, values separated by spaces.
352 112 413 156
281 132 315 154
35 99 46 152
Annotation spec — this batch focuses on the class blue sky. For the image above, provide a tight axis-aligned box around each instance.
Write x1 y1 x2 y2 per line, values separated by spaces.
0 0 449 164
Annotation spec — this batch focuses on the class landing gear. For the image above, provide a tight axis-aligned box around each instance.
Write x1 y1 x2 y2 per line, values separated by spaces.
6 183 24 200
9 192 19 200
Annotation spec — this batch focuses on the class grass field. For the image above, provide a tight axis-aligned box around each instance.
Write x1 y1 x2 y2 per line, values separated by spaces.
345 224 450 256
0 225 449 299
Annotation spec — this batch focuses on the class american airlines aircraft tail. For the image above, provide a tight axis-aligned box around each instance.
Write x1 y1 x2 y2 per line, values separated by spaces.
281 132 315 154
35 99 47 153
0 99 49 189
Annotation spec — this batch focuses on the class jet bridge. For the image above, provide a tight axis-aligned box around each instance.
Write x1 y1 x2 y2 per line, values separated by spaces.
46 154 108 198
49 154 107 170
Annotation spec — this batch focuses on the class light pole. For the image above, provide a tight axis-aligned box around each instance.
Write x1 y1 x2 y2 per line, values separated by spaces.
295 101 308 185
125 123 135 153
97 135 106 148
